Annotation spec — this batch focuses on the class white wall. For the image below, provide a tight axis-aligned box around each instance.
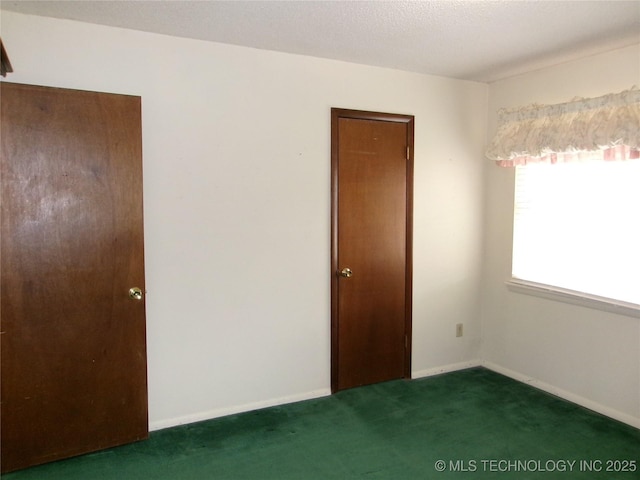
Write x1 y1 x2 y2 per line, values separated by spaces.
0 11 487 430
482 44 640 427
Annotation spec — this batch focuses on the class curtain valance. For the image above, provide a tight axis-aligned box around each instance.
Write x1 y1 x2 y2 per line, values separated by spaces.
486 87 640 167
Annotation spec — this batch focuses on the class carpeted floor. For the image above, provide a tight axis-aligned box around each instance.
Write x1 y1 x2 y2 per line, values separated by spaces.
4 368 639 479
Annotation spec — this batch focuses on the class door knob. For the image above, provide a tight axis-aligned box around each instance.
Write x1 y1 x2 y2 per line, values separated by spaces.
340 268 353 278
129 287 143 300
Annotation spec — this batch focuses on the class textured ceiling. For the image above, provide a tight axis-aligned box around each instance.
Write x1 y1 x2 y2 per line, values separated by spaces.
1 0 639 82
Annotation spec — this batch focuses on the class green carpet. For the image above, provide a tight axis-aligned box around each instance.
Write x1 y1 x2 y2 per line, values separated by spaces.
4 368 639 479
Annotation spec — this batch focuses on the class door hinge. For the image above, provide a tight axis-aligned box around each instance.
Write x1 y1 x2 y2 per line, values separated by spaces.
406 146 410 160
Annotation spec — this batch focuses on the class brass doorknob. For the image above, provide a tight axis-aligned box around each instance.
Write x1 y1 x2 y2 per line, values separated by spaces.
129 287 143 300
340 268 353 278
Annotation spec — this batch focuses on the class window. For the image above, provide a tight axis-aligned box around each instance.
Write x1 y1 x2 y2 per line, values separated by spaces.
512 158 640 306
485 87 639 312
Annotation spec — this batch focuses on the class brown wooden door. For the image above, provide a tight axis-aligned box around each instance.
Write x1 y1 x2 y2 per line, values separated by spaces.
331 109 413 392
1 82 148 473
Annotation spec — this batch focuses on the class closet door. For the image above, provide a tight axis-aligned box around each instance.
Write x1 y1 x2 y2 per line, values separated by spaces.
331 109 414 392
1 82 148 473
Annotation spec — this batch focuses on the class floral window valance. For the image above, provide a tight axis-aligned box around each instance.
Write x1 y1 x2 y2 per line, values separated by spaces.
485 87 640 167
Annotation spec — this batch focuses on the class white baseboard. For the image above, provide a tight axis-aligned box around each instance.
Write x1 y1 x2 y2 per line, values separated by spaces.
412 359 482 379
482 361 640 429
150 361 639 432
149 360 483 432
149 388 332 432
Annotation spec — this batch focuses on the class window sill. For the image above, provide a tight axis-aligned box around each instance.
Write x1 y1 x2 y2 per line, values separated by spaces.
506 279 640 319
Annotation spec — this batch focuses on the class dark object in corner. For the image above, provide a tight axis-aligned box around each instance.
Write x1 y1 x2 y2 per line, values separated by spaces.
1 38 14 77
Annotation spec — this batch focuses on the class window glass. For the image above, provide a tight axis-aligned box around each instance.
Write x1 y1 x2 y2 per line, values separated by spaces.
512 159 640 305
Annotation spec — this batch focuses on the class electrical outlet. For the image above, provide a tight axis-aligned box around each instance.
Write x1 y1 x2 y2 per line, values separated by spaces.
456 323 463 337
